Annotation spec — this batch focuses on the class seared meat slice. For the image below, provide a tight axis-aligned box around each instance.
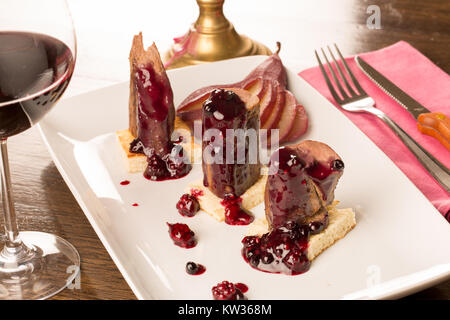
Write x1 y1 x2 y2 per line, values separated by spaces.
265 140 344 229
202 88 260 198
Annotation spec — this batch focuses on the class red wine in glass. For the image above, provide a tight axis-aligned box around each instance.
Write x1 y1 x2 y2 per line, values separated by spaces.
0 26 79 299
0 31 74 139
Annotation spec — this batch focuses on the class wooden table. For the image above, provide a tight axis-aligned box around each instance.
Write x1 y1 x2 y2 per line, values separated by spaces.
2 0 449 300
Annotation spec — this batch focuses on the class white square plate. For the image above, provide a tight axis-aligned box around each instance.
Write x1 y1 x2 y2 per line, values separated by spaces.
39 56 450 299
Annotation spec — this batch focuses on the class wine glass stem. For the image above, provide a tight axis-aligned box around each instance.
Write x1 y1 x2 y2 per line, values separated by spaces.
0 139 22 250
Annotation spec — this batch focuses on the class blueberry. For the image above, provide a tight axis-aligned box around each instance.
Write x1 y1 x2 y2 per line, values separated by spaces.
285 221 299 230
332 159 344 171
242 236 259 248
185 262 199 275
249 255 260 268
274 249 284 258
261 252 274 264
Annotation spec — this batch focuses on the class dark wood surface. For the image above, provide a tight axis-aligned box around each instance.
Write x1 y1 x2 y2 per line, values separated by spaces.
1 0 449 300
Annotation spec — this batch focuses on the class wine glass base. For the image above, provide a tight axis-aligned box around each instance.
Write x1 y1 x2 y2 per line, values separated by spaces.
0 231 80 300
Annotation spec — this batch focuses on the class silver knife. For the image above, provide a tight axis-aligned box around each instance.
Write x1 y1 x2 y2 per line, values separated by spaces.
355 56 432 118
356 56 450 147
356 56 450 192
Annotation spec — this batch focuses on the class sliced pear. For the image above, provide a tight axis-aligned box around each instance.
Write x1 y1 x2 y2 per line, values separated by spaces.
177 51 290 126
273 91 297 143
281 104 308 144
259 80 278 125
261 84 284 130
243 78 264 98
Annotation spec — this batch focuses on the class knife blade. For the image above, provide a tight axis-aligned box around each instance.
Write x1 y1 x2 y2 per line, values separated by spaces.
355 56 450 151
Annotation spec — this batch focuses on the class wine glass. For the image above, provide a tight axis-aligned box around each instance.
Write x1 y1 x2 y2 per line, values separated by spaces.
0 0 79 299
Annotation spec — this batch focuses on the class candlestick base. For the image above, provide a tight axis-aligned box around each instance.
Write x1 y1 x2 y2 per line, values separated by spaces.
163 0 272 69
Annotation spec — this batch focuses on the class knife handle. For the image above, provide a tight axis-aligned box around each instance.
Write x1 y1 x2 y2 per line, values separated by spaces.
368 108 450 192
417 112 450 151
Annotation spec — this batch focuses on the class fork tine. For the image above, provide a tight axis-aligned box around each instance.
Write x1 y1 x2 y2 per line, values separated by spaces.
327 45 356 97
315 50 342 104
320 48 349 100
333 43 365 94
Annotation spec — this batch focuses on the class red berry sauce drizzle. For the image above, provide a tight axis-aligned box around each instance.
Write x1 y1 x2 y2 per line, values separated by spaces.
190 188 204 199
241 222 311 275
120 180 130 186
185 262 206 275
176 189 204 217
234 282 248 293
176 194 200 217
167 223 197 248
211 281 247 300
220 195 254 226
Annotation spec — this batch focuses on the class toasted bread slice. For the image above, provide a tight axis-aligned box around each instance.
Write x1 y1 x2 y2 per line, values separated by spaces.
188 174 268 222
247 202 356 261
116 128 148 173
116 117 201 173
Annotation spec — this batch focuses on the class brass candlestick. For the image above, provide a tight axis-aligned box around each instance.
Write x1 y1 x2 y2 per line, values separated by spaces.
163 0 272 69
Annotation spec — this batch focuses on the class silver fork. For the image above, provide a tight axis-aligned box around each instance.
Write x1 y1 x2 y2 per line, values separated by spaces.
315 44 450 192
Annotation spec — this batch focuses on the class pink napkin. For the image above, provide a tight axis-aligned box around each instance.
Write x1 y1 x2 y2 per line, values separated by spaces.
299 41 450 221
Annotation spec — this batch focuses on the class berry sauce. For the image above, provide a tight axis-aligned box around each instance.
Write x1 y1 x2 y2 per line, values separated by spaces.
167 223 197 248
129 138 144 154
120 180 130 186
143 145 191 181
190 188 204 199
203 89 246 123
134 64 173 148
221 195 254 226
130 63 191 181
132 203 139 207
176 194 200 217
306 160 342 202
234 283 248 293
211 281 246 300
307 212 329 235
241 221 313 275
185 262 206 275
